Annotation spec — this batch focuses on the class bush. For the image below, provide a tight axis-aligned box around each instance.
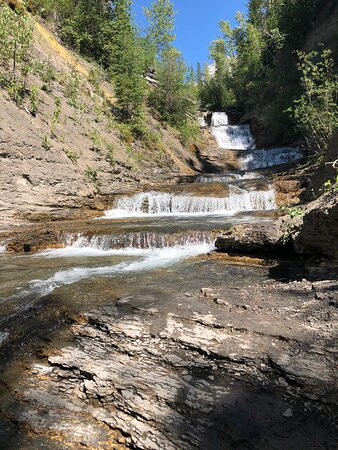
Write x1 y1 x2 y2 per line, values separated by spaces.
65 67 80 107
85 167 100 189
288 49 338 156
63 147 79 162
29 85 40 116
178 122 201 146
0 3 34 102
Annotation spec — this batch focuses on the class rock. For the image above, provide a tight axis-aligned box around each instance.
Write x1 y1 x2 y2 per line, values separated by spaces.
215 220 288 254
201 288 215 297
293 194 338 258
282 408 293 418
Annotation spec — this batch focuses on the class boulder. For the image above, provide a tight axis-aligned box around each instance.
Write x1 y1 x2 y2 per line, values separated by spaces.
215 219 289 254
293 194 338 258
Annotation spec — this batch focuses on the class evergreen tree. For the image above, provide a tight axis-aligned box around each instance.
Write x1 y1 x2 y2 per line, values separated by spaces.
106 0 146 119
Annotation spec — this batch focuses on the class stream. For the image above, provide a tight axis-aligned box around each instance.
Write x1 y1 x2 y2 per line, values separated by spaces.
0 114 336 449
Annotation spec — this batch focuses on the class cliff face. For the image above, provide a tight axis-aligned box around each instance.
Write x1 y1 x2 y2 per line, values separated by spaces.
0 21 202 229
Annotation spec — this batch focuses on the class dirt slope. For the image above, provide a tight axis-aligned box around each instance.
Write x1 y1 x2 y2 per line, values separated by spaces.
0 19 202 229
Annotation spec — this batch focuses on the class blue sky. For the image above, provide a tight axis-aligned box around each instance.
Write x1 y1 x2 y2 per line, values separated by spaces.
132 0 248 69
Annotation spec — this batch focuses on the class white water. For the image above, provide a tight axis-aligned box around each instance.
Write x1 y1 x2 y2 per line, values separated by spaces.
0 243 7 254
211 112 229 127
37 232 214 257
24 242 215 297
238 147 303 170
212 124 256 150
103 188 276 219
195 171 263 183
198 116 207 128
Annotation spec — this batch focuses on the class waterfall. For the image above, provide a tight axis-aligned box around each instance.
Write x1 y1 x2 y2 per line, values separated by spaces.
211 124 256 150
195 172 263 183
211 112 229 127
237 147 303 170
62 232 215 251
209 112 303 169
198 116 207 128
103 189 276 218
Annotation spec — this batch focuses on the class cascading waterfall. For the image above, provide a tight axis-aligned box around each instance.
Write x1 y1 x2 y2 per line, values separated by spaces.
103 188 276 218
62 231 215 251
211 112 228 127
210 112 255 150
212 124 256 150
195 172 263 183
209 111 303 168
237 147 303 170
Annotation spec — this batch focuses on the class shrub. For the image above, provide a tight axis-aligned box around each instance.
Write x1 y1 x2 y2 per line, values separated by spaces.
90 130 103 152
288 49 338 156
51 96 62 133
41 134 52 150
65 67 80 108
63 147 79 162
0 3 34 102
29 85 40 116
85 167 100 189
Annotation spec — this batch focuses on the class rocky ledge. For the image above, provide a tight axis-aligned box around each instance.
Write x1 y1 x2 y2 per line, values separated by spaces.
216 193 338 258
0 258 337 449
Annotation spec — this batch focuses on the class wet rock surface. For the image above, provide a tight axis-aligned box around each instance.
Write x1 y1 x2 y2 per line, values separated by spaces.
0 257 337 449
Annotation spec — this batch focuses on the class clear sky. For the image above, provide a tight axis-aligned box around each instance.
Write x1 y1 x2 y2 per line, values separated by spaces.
132 0 248 69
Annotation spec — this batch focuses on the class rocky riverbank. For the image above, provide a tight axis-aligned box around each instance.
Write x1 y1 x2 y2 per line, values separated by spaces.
0 253 337 449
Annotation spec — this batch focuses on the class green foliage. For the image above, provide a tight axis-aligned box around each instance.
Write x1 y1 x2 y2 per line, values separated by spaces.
0 3 34 103
149 48 198 126
90 130 103 152
106 144 116 166
106 0 146 120
85 167 100 189
33 0 114 64
29 85 40 116
63 147 79 162
51 96 62 135
34 59 57 91
144 0 176 60
321 175 338 194
282 206 305 219
198 0 330 143
178 122 201 146
281 205 306 244
288 50 338 156
41 134 52 150
65 67 80 108
52 97 62 124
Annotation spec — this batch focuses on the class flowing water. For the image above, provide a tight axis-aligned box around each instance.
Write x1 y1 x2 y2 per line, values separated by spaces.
0 111 300 365
210 111 303 169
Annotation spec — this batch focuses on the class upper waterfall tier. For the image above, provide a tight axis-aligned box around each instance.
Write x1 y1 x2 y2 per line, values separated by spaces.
211 112 229 127
211 124 256 150
103 188 276 218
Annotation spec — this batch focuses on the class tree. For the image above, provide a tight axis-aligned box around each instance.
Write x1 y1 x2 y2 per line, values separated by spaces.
149 47 197 125
105 0 146 120
144 0 176 60
288 50 338 155
0 2 34 102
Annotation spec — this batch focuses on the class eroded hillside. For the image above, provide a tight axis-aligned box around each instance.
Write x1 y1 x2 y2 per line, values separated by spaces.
0 17 203 228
